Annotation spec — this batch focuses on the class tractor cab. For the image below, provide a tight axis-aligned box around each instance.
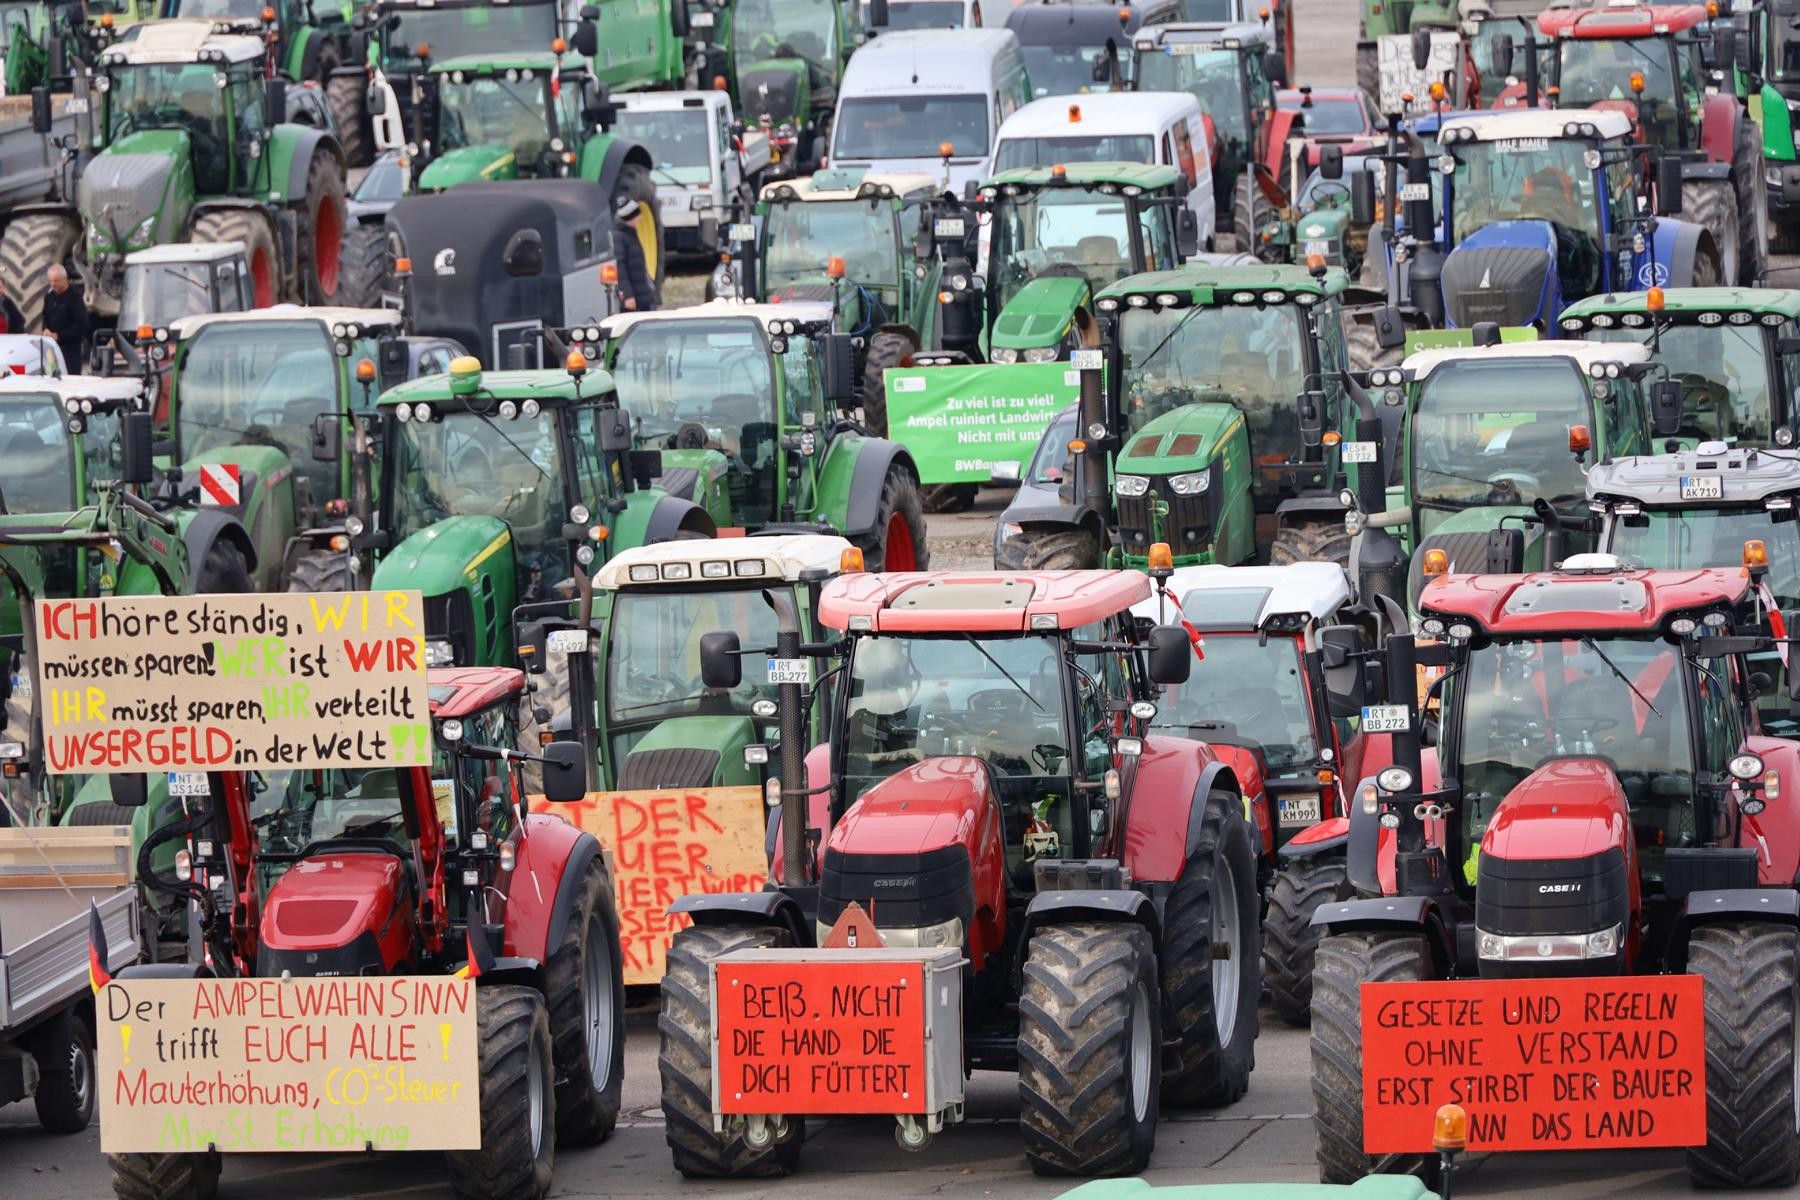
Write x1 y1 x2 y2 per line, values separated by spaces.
748 169 942 319
1004 1 1157 99
119 242 254 337
1561 286 1800 447
728 0 856 173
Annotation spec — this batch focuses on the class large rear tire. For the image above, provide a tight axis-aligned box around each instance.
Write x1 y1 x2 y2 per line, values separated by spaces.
858 466 929 572
1262 855 1353 1028
859 327 918 438
1231 172 1271 258
108 1151 221 1200
338 221 387 310
32 1009 96 1134
0 212 80 331
1268 519 1351 568
190 210 278 308
325 72 371 168
193 540 254 595
1160 787 1260 1107
544 858 626 1147
446 986 556 1200
1682 180 1740 287
298 148 350 305
1018 923 1161 1176
1685 921 1800 1188
996 526 1101 571
659 923 805 1177
1734 120 1770 286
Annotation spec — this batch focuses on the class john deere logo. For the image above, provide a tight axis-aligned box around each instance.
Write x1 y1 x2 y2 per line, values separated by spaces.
433 247 457 276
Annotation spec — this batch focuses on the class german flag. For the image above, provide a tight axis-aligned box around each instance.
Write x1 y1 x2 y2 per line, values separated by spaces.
454 925 494 980
89 901 112 993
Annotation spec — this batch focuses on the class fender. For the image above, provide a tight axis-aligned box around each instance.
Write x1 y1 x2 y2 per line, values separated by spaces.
291 25 319 82
1122 734 1235 883
644 492 717 543
1698 92 1740 167
1274 493 1349 527
1641 220 1717 289
1680 887 1800 933
1311 893 1456 965
180 508 259 586
1279 818 1347 859
581 135 654 205
669 890 810 948
1020 889 1159 947
500 813 600 963
269 124 344 204
115 962 215 980
842 437 917 537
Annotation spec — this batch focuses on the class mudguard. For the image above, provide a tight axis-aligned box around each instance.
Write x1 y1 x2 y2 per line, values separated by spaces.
826 435 917 538
1699 92 1740 167
1020 889 1159 946
1640 218 1718 290
269 124 343 204
579 134 654 205
1680 888 1800 935
999 496 1104 541
1274 493 1350 527
1122 734 1237 884
644 492 718 543
501 812 602 962
289 25 318 81
668 889 811 948
116 963 214 980
179 508 259 588
1310 893 1457 966
1279 818 1348 859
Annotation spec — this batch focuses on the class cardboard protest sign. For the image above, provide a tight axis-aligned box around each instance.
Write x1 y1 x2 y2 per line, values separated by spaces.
97 977 479 1153
1376 32 1461 114
1361 976 1706 1153
557 786 768 984
885 360 1077 483
34 591 431 774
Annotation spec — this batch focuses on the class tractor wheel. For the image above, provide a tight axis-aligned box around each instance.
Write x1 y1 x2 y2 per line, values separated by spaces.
1230 172 1270 257
193 540 254 595
1268 519 1351 568
1261 854 1353 1028
0 211 80 331
1733 120 1770 286
297 148 350 305
1312 932 1437 1184
860 327 918 437
543 858 625 1147
997 526 1101 571
1355 45 1378 109
1018 922 1161 1176
285 547 355 594
446 986 555 1200
616 162 666 287
325 72 371 168
1685 921 1800 1188
858 466 929 572
660 923 805 1177
32 1009 96 1134
1682 179 1740 286
191 210 278 308
65 801 139 827
338 221 388 310
108 1150 222 1200
1160 786 1260 1107
1345 317 1402 374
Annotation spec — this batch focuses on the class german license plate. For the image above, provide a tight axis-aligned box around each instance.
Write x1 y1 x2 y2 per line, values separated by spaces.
167 772 208 797
1400 182 1430 202
1341 440 1377 463
547 629 589 654
1362 704 1410 733
729 222 755 242
1278 795 1322 826
1303 239 1330 257
934 217 965 238
767 658 809 685
1680 474 1722 500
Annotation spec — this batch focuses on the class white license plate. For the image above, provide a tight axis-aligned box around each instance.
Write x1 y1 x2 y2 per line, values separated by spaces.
934 217 965 238
728 222 755 242
547 629 589 654
1362 704 1410 733
1680 474 1722 500
693 10 714 24
1278 796 1322 826
1400 182 1430 202
1071 348 1104 371
1341 440 1377 463
767 657 808 685
167 772 208 797
1303 238 1330 257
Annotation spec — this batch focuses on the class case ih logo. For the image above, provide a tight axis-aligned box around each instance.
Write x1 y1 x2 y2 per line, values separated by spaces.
433 247 457 276
197 464 240 508
1537 883 1582 894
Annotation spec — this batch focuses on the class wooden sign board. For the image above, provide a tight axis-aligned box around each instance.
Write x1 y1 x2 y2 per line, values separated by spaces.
97 977 480 1153
34 592 432 775
557 786 768 984
1361 976 1705 1153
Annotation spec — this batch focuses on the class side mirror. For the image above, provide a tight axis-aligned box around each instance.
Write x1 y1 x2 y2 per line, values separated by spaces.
264 78 285 132
1650 378 1684 438
1296 388 1327 447
597 403 633 452
1491 32 1514 74
573 17 598 59
1411 26 1432 72
368 85 387 116
867 0 889 27
109 774 149 808
821 330 857 404
700 630 743 689
1318 624 1367 714
310 413 342 462
29 86 51 135
1373 303 1406 350
1318 143 1343 181
1714 25 1737 74
121 411 155 485
539 740 588 803
1176 206 1200 258
1350 169 1376 225
1092 53 1112 84
1751 670 1774 697
913 219 936 262
1146 625 1192 685
1656 157 1684 216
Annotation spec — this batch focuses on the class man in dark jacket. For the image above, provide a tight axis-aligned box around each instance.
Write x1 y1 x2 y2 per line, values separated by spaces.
0 277 24 335
613 196 657 312
41 266 89 364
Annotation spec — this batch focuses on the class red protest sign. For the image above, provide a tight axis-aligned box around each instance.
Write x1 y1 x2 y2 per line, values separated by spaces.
713 957 930 1115
1361 976 1705 1153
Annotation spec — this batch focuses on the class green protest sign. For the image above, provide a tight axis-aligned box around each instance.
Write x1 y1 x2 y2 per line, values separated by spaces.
885 361 1078 484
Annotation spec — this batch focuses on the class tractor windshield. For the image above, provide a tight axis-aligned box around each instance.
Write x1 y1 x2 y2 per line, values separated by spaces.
1284 97 1367 136
613 108 712 186
883 0 966 30
605 585 788 728
834 94 990 159
1135 49 1245 143
106 62 228 154
1410 359 1591 523
761 199 900 293
990 188 1151 312
1773 3 1800 82
119 261 215 331
1118 302 1306 459
1555 37 1684 149
610 318 776 450
991 134 1157 172
1609 508 1800 611
1448 138 1601 247
1454 635 1697 883
381 3 558 72
0 395 77 514
1585 322 1773 445
436 74 552 160
1151 631 1318 770
735 0 839 72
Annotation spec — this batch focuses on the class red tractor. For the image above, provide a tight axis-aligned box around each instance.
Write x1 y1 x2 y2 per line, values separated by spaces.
105 667 624 1200
1310 553 1800 1188
659 566 1264 1177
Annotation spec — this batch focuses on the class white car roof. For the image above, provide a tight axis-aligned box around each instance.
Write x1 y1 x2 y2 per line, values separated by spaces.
101 20 265 65
1438 107 1633 143
170 304 403 338
592 534 854 590
0 334 63 374
598 299 837 338
126 242 244 265
1403 340 1651 382
996 90 1200 140
0 373 147 403
841 29 1022 94
1128 563 1353 628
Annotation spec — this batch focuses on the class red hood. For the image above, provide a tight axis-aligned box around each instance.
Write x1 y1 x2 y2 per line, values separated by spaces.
828 756 993 858
261 854 407 951
1481 759 1630 863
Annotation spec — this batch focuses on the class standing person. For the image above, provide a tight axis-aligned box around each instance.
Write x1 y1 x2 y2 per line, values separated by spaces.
0 277 23 335
613 196 657 312
41 266 89 365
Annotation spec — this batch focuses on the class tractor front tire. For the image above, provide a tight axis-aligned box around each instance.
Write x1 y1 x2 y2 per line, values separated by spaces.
338 221 388 310
996 526 1101 571
191 210 278 308
194 540 255 595
860 328 918 437
1161 787 1260 1107
543 858 626 1147
0 212 80 331
660 923 805 1177
32 1008 96 1134
325 73 371 168
1261 854 1353 1028
1268 519 1352 568
859 466 929 572
298 148 350 305
285 548 356 595
1682 180 1739 286
109 1150 222 1200
1018 923 1161 1176
1685 921 1800 1188
1733 120 1770 286
446 986 556 1200
1312 932 1436 1184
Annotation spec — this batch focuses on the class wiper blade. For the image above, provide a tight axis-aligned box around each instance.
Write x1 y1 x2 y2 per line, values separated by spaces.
961 633 1044 713
1580 636 1660 718
471 407 547 478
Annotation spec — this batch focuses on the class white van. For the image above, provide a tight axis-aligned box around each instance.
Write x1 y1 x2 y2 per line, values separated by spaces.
990 91 1216 240
829 29 1033 195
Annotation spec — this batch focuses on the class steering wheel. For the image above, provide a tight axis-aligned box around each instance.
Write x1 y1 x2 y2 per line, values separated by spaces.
1307 179 1350 209
1484 711 1546 742
1485 470 1539 505
967 689 1030 723
1565 714 1621 737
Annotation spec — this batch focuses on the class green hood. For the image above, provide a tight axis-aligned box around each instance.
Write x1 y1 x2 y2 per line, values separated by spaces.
419 144 521 191
78 129 194 253
991 275 1089 352
613 714 761 789
373 514 512 597
1118 402 1243 473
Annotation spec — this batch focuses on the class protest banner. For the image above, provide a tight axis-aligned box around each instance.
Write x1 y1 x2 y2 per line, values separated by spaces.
33 591 431 774
1360 976 1706 1153
97 976 480 1153
884 360 1077 483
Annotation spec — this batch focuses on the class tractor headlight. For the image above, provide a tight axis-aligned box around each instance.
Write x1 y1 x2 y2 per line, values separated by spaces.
1376 766 1414 793
1115 474 1150 497
1167 472 1209 496
130 215 156 245
424 638 455 666
1478 923 1622 961
1022 346 1060 363
842 916 964 950
344 516 365 537
990 346 1019 363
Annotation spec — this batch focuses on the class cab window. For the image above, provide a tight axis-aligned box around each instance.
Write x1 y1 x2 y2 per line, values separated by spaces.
1172 121 1198 186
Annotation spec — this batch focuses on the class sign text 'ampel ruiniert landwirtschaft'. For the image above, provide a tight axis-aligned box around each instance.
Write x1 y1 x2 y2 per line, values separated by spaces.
33 592 433 774
885 360 1077 484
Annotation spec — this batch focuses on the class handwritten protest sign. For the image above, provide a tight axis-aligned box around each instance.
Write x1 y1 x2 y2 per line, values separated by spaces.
885 360 1076 483
1361 976 1706 1153
558 786 767 984
34 592 431 774
97 977 479 1153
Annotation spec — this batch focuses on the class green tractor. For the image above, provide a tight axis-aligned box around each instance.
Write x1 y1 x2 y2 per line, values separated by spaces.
1559 287 1800 449
589 299 930 570
0 19 356 320
724 0 860 176
366 352 716 670
999 262 1367 572
0 0 92 96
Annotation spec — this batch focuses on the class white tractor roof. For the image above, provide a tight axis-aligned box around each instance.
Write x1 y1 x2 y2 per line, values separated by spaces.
0 334 64 374
1133 21 1272 50
597 299 837 339
1128 563 1353 629
760 171 939 202
592 534 854 590
997 91 1200 140
126 242 245 265
102 20 265 65
1438 106 1632 143
0 373 147 403
617 91 730 112
1402 339 1651 382
170 305 404 338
